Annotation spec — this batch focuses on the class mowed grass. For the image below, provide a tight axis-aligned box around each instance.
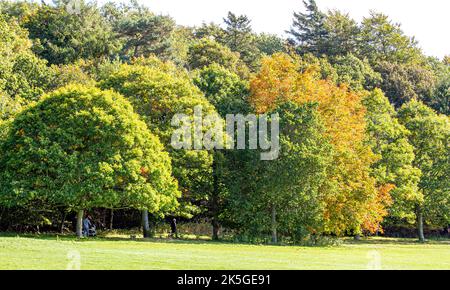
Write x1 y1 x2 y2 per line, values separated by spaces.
0 234 449 270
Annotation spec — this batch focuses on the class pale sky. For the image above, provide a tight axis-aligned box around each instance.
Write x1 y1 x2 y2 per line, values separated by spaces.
134 0 449 59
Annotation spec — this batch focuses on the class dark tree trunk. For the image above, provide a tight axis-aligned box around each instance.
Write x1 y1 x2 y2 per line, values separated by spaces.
76 209 84 238
211 152 220 241
142 210 150 238
271 206 277 244
212 219 220 241
109 209 114 230
417 205 425 242
59 210 66 234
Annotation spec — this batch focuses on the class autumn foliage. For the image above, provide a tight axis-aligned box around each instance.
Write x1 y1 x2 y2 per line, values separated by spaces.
250 53 393 234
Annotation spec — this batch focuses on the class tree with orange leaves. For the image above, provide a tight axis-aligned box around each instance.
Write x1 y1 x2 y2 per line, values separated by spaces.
250 53 388 235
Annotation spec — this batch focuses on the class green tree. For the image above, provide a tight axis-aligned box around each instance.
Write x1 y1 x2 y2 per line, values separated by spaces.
323 10 360 57
187 38 249 77
398 100 450 241
287 0 328 55
115 5 175 59
331 54 382 91
223 12 261 70
0 15 52 102
0 85 179 238
193 64 250 117
425 57 450 115
24 1 120 65
363 89 421 223
0 0 39 23
194 22 226 41
99 61 219 223
193 64 251 239
359 12 423 65
226 102 333 243
377 61 436 107
255 33 286 56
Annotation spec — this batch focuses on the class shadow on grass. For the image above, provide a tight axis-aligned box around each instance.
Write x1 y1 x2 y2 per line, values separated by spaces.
1 232 449 247
344 236 450 246
0 231 246 247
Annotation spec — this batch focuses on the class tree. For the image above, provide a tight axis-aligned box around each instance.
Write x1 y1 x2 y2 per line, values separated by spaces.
0 0 39 23
99 61 220 226
48 60 96 90
287 0 328 55
444 56 450 66
430 78 450 115
187 38 249 77
398 100 450 241
0 85 179 238
425 57 450 115
359 12 423 65
0 15 52 102
193 64 250 239
223 12 261 70
376 61 437 107
255 33 286 56
194 22 226 41
363 89 421 225
331 54 382 91
193 64 250 117
23 1 120 65
250 53 382 236
115 6 175 59
260 102 332 243
322 10 360 57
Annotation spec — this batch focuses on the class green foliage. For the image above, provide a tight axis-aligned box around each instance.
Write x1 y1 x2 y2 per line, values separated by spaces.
359 12 423 65
0 0 39 22
23 2 121 65
0 15 51 102
193 64 250 116
331 54 382 91
222 12 261 71
0 85 179 214
99 63 218 217
193 22 226 41
376 61 437 107
363 89 421 222
48 61 96 90
187 38 249 77
226 102 333 241
255 33 286 56
115 5 175 59
398 101 450 227
323 10 360 57
287 0 328 55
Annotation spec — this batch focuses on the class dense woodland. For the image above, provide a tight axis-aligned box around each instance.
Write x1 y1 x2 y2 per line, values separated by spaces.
0 0 448 243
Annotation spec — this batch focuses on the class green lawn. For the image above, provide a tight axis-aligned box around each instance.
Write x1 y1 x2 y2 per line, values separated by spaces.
0 234 449 270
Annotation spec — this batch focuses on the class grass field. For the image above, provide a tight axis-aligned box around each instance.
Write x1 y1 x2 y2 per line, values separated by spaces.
0 234 449 270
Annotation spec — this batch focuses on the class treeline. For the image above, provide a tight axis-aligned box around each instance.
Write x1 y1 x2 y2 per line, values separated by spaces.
0 0 448 243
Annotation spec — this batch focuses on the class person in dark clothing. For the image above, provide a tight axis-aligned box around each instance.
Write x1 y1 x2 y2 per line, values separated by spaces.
82 215 96 237
170 218 178 238
82 215 91 237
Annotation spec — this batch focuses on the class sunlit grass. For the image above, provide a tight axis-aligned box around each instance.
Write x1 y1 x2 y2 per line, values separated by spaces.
0 234 448 270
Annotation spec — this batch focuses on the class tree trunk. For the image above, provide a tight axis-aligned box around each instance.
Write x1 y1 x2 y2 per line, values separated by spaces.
211 151 220 241
76 209 84 238
59 210 66 234
109 209 114 230
271 206 277 244
142 210 150 238
417 206 425 242
212 219 220 241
